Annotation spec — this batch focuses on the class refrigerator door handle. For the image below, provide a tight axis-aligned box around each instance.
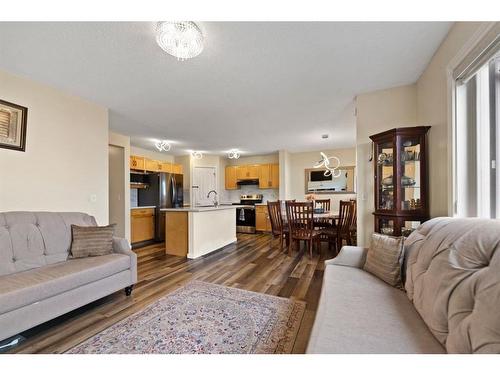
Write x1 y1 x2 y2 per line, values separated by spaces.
171 174 176 205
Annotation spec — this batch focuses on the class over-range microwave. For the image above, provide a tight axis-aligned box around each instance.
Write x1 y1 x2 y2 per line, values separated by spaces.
306 169 348 193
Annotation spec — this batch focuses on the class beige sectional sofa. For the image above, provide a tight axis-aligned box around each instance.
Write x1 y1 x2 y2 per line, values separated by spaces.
307 217 500 354
0 212 137 342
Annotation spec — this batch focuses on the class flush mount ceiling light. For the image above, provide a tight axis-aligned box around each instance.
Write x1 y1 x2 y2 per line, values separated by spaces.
155 140 171 152
314 152 341 177
228 149 240 159
192 151 203 159
156 21 204 60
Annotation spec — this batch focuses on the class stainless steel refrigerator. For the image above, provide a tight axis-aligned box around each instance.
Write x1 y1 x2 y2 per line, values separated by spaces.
138 172 183 242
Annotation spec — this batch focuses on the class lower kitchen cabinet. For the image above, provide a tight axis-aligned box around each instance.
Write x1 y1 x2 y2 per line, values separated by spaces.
255 205 272 232
131 208 155 244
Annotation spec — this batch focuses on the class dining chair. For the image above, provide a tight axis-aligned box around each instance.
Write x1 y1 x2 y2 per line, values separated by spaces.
285 201 321 258
267 200 289 251
349 199 357 245
314 198 333 228
321 200 355 253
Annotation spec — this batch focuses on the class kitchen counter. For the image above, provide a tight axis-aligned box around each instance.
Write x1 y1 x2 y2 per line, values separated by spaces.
161 204 253 212
131 206 156 210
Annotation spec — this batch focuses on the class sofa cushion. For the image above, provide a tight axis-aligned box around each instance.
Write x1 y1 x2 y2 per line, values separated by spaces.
307 264 445 353
0 212 97 276
0 253 130 314
70 224 115 258
405 217 500 353
363 233 405 288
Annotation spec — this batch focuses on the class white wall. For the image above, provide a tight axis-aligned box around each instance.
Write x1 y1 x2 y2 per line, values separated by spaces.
355 84 418 246
416 22 486 217
0 69 109 224
288 148 357 211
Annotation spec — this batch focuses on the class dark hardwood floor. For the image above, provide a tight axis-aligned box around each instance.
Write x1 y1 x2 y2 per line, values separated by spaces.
8 233 334 354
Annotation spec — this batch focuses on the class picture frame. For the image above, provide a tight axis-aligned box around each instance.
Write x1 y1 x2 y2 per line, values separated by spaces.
0 99 28 152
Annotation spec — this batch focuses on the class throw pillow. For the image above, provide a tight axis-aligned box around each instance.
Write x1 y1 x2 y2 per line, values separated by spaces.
363 233 405 288
70 224 116 258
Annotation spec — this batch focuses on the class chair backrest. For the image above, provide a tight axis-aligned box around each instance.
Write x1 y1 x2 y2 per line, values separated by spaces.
315 199 330 211
267 201 283 236
286 201 314 237
338 200 355 233
350 200 357 227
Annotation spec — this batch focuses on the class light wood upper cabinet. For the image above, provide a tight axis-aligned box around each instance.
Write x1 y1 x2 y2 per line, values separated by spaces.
237 165 259 179
271 163 279 188
130 156 145 170
258 164 279 189
171 164 183 174
225 166 238 190
130 155 183 175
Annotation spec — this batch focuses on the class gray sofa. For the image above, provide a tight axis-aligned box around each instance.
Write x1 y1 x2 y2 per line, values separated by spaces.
0 212 137 342
307 217 500 354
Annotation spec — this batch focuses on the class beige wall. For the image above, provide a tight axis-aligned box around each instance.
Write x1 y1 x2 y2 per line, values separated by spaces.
288 148 357 211
355 84 418 246
227 153 279 166
416 22 485 217
0 69 109 224
109 131 131 241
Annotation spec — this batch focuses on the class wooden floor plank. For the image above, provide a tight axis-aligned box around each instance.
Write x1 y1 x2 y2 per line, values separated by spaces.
8 233 331 354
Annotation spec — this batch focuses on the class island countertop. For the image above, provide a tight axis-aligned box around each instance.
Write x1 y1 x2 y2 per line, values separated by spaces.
160 205 253 212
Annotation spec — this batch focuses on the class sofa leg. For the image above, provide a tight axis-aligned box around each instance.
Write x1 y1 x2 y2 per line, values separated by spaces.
125 285 134 296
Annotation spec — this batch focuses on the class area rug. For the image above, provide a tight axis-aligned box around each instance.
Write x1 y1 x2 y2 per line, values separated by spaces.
67 281 305 354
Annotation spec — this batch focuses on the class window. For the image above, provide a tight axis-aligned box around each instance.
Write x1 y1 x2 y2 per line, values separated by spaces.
454 54 499 218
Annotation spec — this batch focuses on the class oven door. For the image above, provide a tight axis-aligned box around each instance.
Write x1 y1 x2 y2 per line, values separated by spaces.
236 207 256 233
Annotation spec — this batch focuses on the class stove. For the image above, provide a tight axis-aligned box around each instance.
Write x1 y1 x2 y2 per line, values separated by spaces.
234 194 263 233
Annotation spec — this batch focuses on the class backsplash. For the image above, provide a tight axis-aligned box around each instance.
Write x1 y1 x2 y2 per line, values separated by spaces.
223 186 278 203
130 189 138 207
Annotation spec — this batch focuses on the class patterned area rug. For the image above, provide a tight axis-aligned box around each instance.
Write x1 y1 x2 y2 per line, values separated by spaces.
67 281 305 354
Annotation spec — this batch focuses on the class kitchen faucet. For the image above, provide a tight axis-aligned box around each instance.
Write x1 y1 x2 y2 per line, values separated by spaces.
207 190 219 207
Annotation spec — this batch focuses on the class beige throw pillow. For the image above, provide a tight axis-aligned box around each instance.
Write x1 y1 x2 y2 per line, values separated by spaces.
70 224 115 258
363 233 405 288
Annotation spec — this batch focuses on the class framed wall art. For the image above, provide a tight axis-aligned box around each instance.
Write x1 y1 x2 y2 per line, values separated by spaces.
0 99 28 152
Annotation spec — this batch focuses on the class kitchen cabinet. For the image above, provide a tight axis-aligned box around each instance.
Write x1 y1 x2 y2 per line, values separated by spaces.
171 163 183 174
225 166 238 189
237 165 259 180
255 205 272 232
258 164 280 189
130 156 145 170
129 155 183 175
131 208 155 244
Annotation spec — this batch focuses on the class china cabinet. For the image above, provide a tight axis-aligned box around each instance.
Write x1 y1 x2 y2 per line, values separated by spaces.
370 126 431 237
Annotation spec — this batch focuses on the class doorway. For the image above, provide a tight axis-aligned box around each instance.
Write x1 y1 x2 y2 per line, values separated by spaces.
192 166 217 207
108 145 125 237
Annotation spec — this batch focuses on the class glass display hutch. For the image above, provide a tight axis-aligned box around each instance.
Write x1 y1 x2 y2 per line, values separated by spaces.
370 126 431 237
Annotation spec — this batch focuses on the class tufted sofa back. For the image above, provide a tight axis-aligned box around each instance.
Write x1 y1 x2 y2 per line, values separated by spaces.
405 217 500 353
0 211 97 276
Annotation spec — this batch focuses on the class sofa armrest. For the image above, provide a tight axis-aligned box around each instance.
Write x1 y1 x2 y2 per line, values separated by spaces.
112 237 137 284
325 246 368 269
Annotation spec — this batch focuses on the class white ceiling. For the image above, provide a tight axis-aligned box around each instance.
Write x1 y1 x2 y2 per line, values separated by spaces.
0 22 451 156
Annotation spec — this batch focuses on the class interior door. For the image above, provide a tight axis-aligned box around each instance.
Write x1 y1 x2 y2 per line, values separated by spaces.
192 167 217 206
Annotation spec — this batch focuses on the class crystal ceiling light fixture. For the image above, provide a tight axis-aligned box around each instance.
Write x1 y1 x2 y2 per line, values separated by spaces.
314 152 341 177
228 149 240 159
155 140 171 152
156 21 204 61
191 151 203 159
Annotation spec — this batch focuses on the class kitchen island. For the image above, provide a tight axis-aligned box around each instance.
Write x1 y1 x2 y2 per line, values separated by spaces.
161 205 250 259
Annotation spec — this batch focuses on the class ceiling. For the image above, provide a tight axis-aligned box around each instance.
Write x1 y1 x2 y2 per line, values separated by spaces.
0 22 452 156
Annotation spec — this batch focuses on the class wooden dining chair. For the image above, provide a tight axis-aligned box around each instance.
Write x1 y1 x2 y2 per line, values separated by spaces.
285 201 321 258
267 200 289 251
314 198 333 228
349 199 357 245
321 200 355 253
